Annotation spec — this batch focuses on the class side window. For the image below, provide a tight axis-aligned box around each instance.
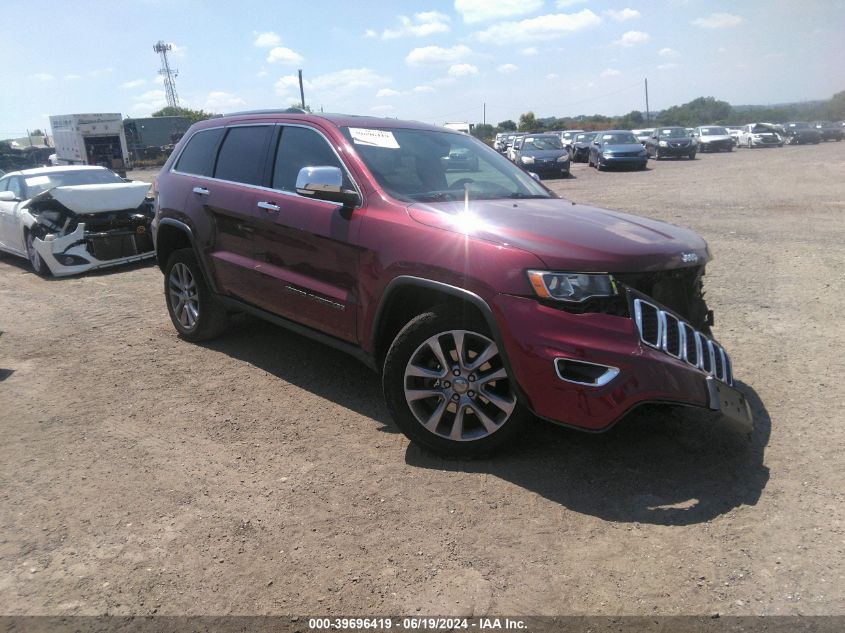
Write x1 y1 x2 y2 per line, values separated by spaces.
214 126 272 186
0 177 8 192
272 126 351 193
174 128 225 177
7 177 23 199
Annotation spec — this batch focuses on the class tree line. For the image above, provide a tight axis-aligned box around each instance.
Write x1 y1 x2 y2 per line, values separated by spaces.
471 90 845 140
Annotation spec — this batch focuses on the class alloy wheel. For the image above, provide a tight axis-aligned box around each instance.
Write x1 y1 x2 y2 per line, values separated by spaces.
168 262 200 330
402 329 516 442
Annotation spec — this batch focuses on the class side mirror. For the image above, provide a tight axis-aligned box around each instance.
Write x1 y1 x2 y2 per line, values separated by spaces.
295 166 359 208
0 191 16 202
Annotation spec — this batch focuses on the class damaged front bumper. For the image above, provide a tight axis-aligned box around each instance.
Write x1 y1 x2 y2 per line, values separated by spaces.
34 222 155 277
492 291 753 435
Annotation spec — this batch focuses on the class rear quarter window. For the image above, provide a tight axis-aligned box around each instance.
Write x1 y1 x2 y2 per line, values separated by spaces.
174 128 225 177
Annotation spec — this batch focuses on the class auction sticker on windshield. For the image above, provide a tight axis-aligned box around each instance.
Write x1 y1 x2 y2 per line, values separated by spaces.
349 128 400 149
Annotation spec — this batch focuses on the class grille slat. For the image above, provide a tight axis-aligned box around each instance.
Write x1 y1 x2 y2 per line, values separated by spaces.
633 297 732 385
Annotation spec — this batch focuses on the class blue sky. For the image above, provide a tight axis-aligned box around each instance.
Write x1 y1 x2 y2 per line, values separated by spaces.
2 0 843 137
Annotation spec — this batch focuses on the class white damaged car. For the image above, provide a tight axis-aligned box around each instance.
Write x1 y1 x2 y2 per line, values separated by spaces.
0 166 154 276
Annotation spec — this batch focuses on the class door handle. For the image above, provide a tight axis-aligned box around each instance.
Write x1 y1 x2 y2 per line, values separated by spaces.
192 186 209 196
257 201 280 212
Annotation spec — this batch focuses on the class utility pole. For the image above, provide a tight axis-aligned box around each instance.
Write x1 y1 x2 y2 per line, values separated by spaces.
298 70 306 110
483 102 486 127
154 41 180 109
644 78 650 125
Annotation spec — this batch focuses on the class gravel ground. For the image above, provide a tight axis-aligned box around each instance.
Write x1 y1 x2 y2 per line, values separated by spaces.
1 142 843 616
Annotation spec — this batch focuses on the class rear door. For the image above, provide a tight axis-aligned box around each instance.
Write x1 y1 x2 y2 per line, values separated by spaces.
0 176 26 254
201 124 277 308
248 123 364 342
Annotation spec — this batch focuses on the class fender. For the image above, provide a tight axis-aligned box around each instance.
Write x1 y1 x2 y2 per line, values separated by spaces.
156 217 220 294
372 275 531 408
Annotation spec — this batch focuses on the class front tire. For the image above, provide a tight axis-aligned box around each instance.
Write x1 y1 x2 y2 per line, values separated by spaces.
25 231 49 277
382 307 529 457
164 248 229 341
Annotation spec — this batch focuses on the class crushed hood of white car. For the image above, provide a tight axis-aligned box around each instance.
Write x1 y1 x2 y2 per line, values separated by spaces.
25 182 151 214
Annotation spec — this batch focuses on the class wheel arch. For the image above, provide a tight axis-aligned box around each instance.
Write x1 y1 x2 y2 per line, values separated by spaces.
155 218 220 294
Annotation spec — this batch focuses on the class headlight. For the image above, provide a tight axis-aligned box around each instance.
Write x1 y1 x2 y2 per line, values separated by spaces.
658 140 668 147
556 155 569 162
521 156 534 165
527 271 617 303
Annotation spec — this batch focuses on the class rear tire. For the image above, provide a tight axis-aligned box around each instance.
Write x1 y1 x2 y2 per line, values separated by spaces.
383 306 530 458
164 248 229 342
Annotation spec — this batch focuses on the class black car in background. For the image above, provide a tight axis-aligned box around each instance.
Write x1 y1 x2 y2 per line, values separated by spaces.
645 127 697 159
782 122 821 145
813 122 843 142
570 132 597 162
512 133 571 177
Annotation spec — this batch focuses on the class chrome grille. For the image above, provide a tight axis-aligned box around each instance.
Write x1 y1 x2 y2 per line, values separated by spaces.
633 298 733 385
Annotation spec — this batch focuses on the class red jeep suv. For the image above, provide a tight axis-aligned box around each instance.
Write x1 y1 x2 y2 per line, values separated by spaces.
152 112 751 457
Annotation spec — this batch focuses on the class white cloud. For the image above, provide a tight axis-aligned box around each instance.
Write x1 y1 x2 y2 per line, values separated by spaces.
657 63 679 70
267 46 304 64
168 42 187 57
275 68 389 104
203 91 246 111
253 31 281 48
381 12 450 39
370 104 395 114
64 74 83 81
364 29 377 38
121 79 146 89
556 0 589 6
413 85 435 93
600 68 620 77
87 68 113 78
256 69 269 78
546 72 559 79
33 72 54 81
606 8 640 21
475 10 602 43
448 63 479 77
131 89 168 115
692 12 743 28
405 44 472 66
455 0 543 24
520 46 539 56
613 30 649 46
497 63 518 74
659 47 681 58
376 88 401 98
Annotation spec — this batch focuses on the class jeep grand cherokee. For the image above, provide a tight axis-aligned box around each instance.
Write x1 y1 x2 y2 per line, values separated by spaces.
152 112 752 457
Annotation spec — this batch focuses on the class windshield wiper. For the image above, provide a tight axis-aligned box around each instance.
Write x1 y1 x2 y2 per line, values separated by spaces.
508 193 548 199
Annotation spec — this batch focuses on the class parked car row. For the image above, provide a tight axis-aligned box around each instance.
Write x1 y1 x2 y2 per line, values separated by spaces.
494 132 571 177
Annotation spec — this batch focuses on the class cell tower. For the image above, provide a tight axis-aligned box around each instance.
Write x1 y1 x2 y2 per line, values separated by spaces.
153 40 180 109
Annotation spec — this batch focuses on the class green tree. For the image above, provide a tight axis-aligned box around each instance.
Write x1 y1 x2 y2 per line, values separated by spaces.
518 111 539 131
472 123 495 140
152 106 216 124
497 119 517 131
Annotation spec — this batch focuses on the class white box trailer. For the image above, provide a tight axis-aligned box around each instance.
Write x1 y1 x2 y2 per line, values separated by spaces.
49 113 131 176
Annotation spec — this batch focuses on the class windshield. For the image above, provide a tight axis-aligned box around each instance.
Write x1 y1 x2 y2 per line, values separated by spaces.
600 132 638 144
342 126 551 203
700 127 728 135
23 169 125 198
574 133 594 142
521 135 563 150
751 124 777 133
788 122 810 129
658 128 687 138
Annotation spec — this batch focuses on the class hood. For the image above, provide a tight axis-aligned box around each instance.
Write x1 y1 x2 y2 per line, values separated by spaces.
27 182 151 214
601 143 645 152
519 149 568 159
700 134 732 142
407 198 710 272
659 137 691 143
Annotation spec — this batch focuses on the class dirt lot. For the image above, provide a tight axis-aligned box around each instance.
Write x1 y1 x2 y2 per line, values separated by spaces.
1 143 844 617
